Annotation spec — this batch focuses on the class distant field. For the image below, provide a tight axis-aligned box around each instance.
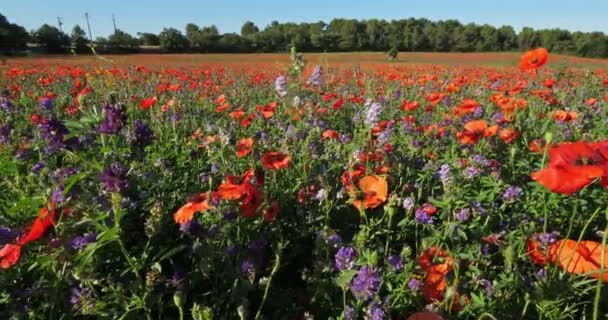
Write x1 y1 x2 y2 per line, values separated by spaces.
4 52 607 70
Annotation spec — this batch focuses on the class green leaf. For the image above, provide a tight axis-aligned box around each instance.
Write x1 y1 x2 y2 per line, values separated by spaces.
335 270 357 289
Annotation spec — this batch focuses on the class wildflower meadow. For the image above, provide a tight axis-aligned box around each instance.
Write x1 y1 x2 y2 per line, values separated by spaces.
1 47 608 319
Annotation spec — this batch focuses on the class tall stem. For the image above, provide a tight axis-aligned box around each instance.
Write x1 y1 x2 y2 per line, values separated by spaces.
254 241 287 320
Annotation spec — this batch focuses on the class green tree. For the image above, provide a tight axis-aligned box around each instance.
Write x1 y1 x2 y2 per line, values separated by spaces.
159 27 188 52
137 32 160 46
32 24 69 53
518 27 540 50
108 29 138 51
70 25 88 53
498 26 517 50
0 13 29 52
241 21 259 37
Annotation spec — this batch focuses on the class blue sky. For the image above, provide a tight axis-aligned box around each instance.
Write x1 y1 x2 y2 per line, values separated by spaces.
3 0 608 37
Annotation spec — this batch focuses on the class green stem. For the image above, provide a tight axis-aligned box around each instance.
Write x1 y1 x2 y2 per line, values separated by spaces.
254 241 287 320
592 207 608 320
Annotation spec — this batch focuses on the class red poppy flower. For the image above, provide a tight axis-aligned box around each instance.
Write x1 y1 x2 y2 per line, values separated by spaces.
406 312 444 320
263 200 279 222
351 175 388 210
456 120 499 145
453 99 479 116
519 48 549 71
0 203 59 269
236 138 253 158
261 152 290 170
0 244 21 270
322 130 339 140
531 141 608 195
140 96 157 110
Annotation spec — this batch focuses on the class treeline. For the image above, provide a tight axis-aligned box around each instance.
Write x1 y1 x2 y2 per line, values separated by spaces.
2 13 608 58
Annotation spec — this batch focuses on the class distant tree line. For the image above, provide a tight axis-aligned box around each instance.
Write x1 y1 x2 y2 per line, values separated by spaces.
2 13 608 58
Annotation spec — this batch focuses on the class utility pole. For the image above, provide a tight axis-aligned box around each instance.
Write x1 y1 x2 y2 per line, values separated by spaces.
57 17 63 33
84 12 94 46
112 13 117 34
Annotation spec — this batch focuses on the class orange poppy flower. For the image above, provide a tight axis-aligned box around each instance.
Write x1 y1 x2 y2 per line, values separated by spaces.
499 128 519 144
351 175 388 210
261 152 291 170
236 138 253 158
418 247 459 305
529 236 608 282
552 110 578 122
529 139 549 153
456 120 499 145
549 239 608 281
519 48 549 71
173 193 212 224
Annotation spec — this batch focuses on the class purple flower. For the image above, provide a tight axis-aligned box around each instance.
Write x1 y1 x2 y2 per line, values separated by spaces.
327 234 342 248
350 266 380 300
98 104 126 134
473 106 484 117
70 233 97 251
314 188 326 201
415 208 433 225
307 65 323 86
536 232 559 249
32 162 45 175
0 227 18 244
365 102 382 126
129 120 154 148
240 259 256 275
99 162 128 193
471 154 490 167
464 166 481 179
402 197 415 210
344 306 355 320
491 112 504 123
170 112 181 123
455 208 471 222
70 286 95 313
275 75 288 97
387 255 403 271
367 302 386 320
39 119 72 154
51 185 67 204
179 220 203 237
472 202 487 216
502 185 523 202
437 164 452 184
480 279 495 296
335 247 356 271
39 97 53 110
393 90 401 100
408 278 422 292
0 125 10 144
536 268 547 279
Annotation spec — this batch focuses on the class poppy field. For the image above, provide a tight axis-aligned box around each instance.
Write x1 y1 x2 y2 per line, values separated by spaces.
1 49 608 319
